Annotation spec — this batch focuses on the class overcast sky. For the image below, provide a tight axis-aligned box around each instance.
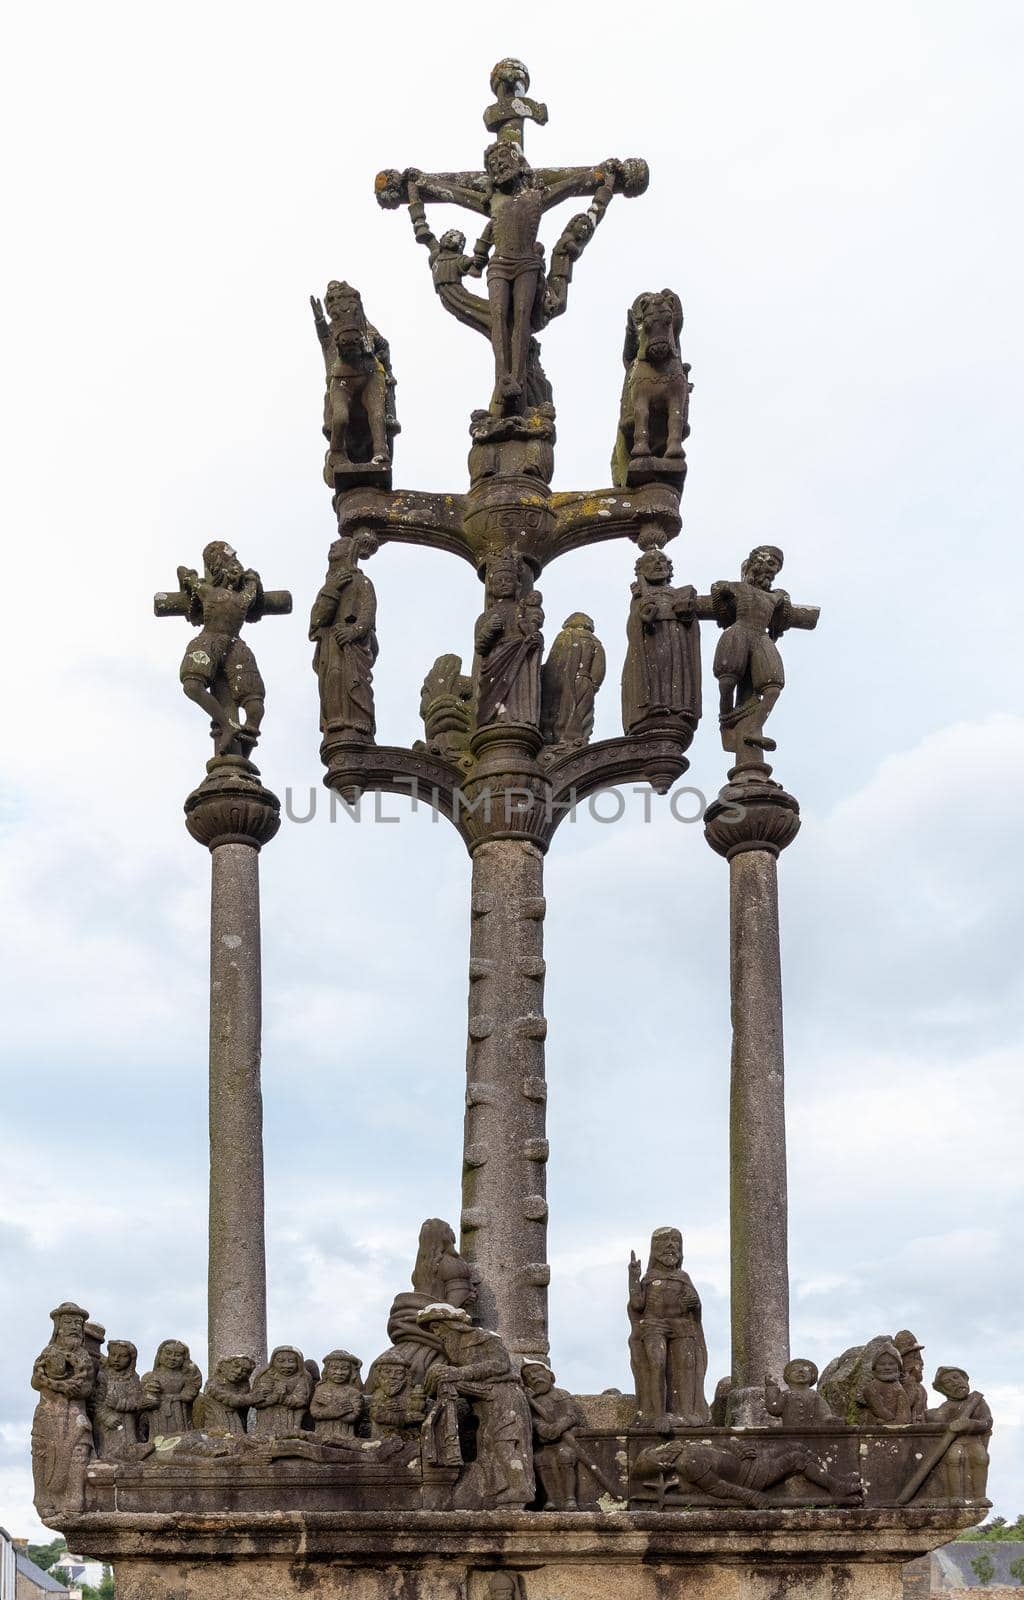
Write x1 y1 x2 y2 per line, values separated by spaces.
2 0 1022 1542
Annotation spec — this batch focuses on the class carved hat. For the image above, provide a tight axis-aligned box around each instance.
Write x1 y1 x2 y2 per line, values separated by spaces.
933 1365 969 1390
893 1330 924 1357
416 1303 472 1328
50 1301 89 1323
322 1349 362 1372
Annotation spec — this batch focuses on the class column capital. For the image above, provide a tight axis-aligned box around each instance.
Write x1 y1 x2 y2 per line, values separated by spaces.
704 762 801 860
185 756 281 852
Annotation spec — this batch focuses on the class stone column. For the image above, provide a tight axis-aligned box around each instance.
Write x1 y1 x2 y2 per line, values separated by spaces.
185 756 281 1371
705 763 800 1422
460 837 549 1362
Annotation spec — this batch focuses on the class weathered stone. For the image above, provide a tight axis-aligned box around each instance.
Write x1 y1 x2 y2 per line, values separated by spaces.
612 290 691 489
154 544 291 760
207 841 267 1369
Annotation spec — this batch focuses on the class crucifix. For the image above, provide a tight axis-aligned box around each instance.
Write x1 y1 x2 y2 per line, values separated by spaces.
154 541 292 760
693 544 819 766
374 62 649 417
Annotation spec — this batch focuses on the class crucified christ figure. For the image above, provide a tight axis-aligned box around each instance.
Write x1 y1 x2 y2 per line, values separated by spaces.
375 71 647 415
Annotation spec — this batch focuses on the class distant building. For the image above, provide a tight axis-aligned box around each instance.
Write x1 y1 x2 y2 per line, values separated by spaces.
1 1528 17 1600
12 1551 74 1600
904 1541 1024 1594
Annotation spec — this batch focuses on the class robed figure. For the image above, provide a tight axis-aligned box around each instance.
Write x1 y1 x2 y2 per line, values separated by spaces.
621 547 700 734
309 532 379 738
628 1227 710 1426
541 613 606 747
473 555 544 728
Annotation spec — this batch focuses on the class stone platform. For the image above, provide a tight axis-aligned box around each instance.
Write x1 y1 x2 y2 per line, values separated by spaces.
61 1507 985 1600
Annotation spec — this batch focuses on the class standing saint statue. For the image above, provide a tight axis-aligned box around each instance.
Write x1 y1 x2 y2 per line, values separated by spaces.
628 1227 710 1427
540 613 606 747
309 530 379 738
473 554 544 729
30 1302 96 1522
621 548 701 734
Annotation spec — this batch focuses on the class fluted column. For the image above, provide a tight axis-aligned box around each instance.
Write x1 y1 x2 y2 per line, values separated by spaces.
705 763 800 1422
186 756 280 1370
460 838 550 1361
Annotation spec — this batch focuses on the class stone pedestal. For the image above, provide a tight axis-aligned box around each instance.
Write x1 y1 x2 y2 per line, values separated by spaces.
185 759 280 1369
705 766 801 1421
65 1508 982 1600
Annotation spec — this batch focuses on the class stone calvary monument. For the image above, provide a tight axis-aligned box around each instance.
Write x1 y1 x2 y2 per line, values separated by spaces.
32 58 992 1600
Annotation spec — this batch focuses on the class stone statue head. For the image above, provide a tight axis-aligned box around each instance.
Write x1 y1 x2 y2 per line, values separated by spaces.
648 1226 683 1271
485 140 529 188
218 1355 255 1386
521 1361 554 1396
439 227 467 254
870 1347 902 1383
270 1346 302 1376
416 1303 472 1340
371 1353 411 1399
203 540 244 586
105 1340 137 1374
411 1218 459 1298
490 58 530 97
485 552 522 602
562 613 594 633
322 1350 362 1385
629 289 683 364
567 213 595 246
636 548 673 587
155 1339 188 1371
741 545 783 589
50 1302 88 1344
783 1357 818 1389
933 1366 971 1401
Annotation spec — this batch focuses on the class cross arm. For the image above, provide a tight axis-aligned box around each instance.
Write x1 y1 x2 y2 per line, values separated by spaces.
771 594 820 636
153 586 292 619
377 168 489 214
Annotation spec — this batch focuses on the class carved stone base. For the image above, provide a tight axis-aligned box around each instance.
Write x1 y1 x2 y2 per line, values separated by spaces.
61 1507 985 1600
184 757 281 851
704 764 800 860
328 457 393 492
624 452 687 491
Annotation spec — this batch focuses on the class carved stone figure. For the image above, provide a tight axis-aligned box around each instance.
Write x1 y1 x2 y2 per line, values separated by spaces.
473 555 544 728
154 544 292 759
541 613 606 748
311 281 398 481
819 1336 896 1424
894 1330 928 1423
621 549 701 734
93 1341 152 1460
310 1351 364 1442
628 1228 710 1426
417 654 474 760
197 1355 255 1437
418 1304 536 1508
522 1361 586 1510
30 1302 95 1520
922 1368 992 1503
309 531 379 739
366 1351 426 1440
483 1575 527 1600
249 1347 314 1439
612 290 691 486
141 1340 202 1439
634 1436 861 1507
858 1344 912 1425
382 1219 481 1389
693 547 819 764
764 1358 834 1428
376 67 647 416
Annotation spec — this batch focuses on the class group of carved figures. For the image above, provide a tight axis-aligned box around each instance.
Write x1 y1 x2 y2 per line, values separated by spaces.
33 1228 989 1521
309 536 817 764
311 276 689 488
